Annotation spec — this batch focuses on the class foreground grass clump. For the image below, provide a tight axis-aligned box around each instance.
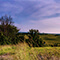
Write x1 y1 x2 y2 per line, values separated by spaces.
0 43 60 60
33 47 60 60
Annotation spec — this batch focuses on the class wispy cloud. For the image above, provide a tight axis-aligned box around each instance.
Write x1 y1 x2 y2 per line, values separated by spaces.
0 0 60 33
27 16 60 33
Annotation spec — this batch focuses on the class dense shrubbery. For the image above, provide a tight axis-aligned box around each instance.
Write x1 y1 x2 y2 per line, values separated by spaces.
25 29 44 47
0 15 59 47
49 43 60 47
0 15 20 45
0 15 48 47
0 15 44 47
0 30 20 45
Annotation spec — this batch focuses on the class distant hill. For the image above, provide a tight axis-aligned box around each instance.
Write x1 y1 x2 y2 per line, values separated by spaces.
19 32 60 35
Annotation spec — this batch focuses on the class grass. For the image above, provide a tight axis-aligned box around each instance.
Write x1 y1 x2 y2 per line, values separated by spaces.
0 43 60 60
0 45 16 55
24 34 60 46
39 34 60 45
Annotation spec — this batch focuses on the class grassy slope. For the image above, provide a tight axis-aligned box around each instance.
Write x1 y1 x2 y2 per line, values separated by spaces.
24 34 60 46
0 43 60 60
39 34 60 45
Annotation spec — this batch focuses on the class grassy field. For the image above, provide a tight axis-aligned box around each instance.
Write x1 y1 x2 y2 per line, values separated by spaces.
24 34 60 46
39 34 60 46
0 43 60 60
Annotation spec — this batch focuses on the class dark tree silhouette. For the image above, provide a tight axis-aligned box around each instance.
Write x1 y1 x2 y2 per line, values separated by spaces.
0 15 19 45
0 15 13 25
0 15 18 36
26 29 44 47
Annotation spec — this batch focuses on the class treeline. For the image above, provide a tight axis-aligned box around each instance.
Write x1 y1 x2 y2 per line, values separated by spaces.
0 15 44 47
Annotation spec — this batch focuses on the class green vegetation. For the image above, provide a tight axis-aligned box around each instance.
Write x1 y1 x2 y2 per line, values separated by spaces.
25 29 44 47
39 34 60 47
0 15 19 45
0 43 60 60
0 15 60 60
0 15 44 47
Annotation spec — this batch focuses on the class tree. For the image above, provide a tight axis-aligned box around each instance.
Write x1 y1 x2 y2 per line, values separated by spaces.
0 15 19 36
29 29 39 37
0 15 19 45
0 15 13 25
26 29 44 47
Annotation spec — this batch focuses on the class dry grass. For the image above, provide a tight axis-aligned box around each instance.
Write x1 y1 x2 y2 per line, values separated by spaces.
0 43 60 60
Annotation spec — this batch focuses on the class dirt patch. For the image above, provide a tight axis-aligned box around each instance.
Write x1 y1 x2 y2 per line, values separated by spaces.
37 54 60 60
0 53 13 60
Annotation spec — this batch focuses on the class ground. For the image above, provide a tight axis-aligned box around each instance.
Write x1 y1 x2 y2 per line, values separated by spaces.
0 43 60 60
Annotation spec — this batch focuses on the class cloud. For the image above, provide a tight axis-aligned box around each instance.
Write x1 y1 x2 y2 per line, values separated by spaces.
0 0 60 33
0 0 60 20
29 0 60 20
29 16 60 33
14 16 60 33
0 2 23 13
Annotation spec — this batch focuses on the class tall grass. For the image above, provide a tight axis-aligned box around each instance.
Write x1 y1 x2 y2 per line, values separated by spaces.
0 43 60 60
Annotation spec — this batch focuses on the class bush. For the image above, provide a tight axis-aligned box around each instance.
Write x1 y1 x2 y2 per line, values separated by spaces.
25 29 45 47
0 15 21 45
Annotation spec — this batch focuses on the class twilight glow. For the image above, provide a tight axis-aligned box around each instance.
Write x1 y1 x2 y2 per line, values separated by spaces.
0 0 60 33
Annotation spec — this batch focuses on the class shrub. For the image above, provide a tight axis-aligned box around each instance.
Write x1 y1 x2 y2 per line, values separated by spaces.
25 29 45 47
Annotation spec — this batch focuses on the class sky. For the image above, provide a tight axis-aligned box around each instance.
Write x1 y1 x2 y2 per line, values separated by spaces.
0 0 60 33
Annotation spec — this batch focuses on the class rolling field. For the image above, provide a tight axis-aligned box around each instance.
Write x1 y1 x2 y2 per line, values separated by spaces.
24 34 60 46
39 34 60 46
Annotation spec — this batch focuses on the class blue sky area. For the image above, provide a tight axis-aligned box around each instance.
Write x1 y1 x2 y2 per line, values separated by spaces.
0 0 60 33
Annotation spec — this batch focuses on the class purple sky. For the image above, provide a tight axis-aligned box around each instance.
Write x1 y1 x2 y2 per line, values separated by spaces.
0 0 60 33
